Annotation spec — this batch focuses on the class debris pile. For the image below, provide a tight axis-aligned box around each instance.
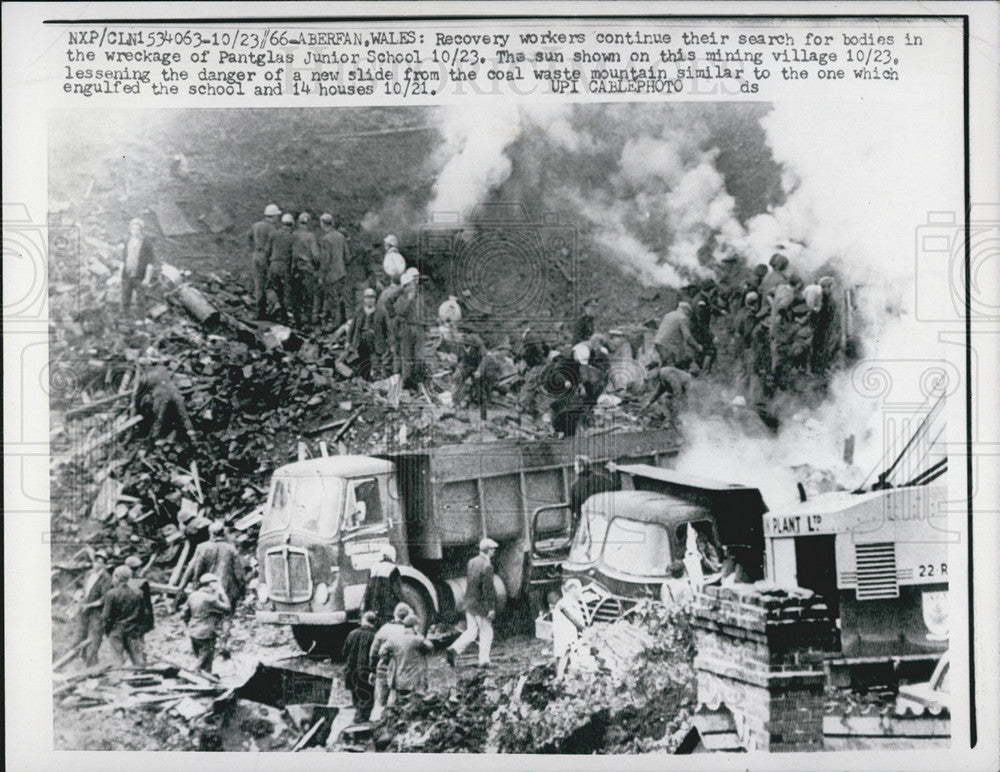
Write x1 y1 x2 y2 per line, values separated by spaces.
361 601 698 754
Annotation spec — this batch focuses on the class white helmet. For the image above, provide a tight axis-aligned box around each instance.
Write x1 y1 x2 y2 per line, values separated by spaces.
264 204 281 217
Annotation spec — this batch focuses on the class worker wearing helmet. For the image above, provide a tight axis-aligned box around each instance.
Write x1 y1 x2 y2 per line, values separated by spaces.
315 212 351 329
265 213 296 321
291 212 319 329
394 268 428 390
383 235 406 280
249 204 281 319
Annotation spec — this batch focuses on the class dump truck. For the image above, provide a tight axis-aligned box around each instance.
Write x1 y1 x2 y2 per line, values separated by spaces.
255 429 679 651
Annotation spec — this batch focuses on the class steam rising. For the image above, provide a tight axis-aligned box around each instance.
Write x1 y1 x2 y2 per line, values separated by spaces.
374 100 960 499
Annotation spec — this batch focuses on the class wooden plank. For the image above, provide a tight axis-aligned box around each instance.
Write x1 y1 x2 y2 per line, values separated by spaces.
71 415 142 462
291 718 326 751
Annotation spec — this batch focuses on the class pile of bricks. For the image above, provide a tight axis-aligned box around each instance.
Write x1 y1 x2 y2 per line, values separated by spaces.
691 583 838 752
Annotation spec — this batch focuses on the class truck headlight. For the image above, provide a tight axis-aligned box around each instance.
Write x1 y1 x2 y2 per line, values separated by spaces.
256 582 269 603
314 583 329 605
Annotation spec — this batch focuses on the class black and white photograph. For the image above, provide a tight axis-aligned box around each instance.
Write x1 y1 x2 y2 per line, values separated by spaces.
4 4 999 769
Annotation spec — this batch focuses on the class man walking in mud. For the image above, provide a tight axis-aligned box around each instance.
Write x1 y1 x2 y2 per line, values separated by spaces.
446 538 498 668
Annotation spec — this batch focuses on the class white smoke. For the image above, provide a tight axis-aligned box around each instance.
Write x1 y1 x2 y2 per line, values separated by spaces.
426 104 523 218
679 98 962 497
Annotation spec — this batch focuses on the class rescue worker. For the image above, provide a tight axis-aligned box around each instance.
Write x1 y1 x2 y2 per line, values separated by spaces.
445 538 498 668
378 614 433 705
102 565 147 666
368 602 412 721
119 218 157 318
291 212 319 329
690 279 725 372
382 234 406 281
735 292 762 390
769 285 799 390
316 212 351 329
811 275 841 374
758 253 790 298
178 521 247 614
749 263 770 292
342 611 378 723
393 267 428 390
789 300 815 374
181 573 231 674
643 365 693 428
133 367 196 447
71 549 111 667
363 546 404 627
748 299 774 407
124 555 155 638
653 301 701 370
518 326 551 369
375 273 405 376
249 204 281 319
569 456 620 534
266 213 296 320
573 297 599 343
350 287 380 380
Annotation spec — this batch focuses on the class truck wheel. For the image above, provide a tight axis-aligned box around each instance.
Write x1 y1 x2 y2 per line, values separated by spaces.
292 624 350 657
400 583 431 634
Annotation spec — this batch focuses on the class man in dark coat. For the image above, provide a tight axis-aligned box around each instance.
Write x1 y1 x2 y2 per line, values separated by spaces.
445 538 498 668
124 555 155 637
71 549 112 667
291 212 319 329
266 214 296 320
102 565 147 666
249 204 280 319
315 212 351 328
133 366 197 447
177 522 245 660
569 455 620 534
342 611 378 722
351 287 380 380
362 546 404 627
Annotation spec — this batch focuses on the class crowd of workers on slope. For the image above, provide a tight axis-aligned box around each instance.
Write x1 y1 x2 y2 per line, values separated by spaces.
116 209 843 439
652 252 843 413
69 520 248 676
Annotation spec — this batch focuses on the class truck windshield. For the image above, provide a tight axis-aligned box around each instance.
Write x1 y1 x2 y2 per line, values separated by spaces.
601 518 674 578
261 475 345 538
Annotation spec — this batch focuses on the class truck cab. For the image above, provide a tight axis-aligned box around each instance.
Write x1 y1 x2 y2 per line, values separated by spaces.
554 465 767 622
255 456 420 650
